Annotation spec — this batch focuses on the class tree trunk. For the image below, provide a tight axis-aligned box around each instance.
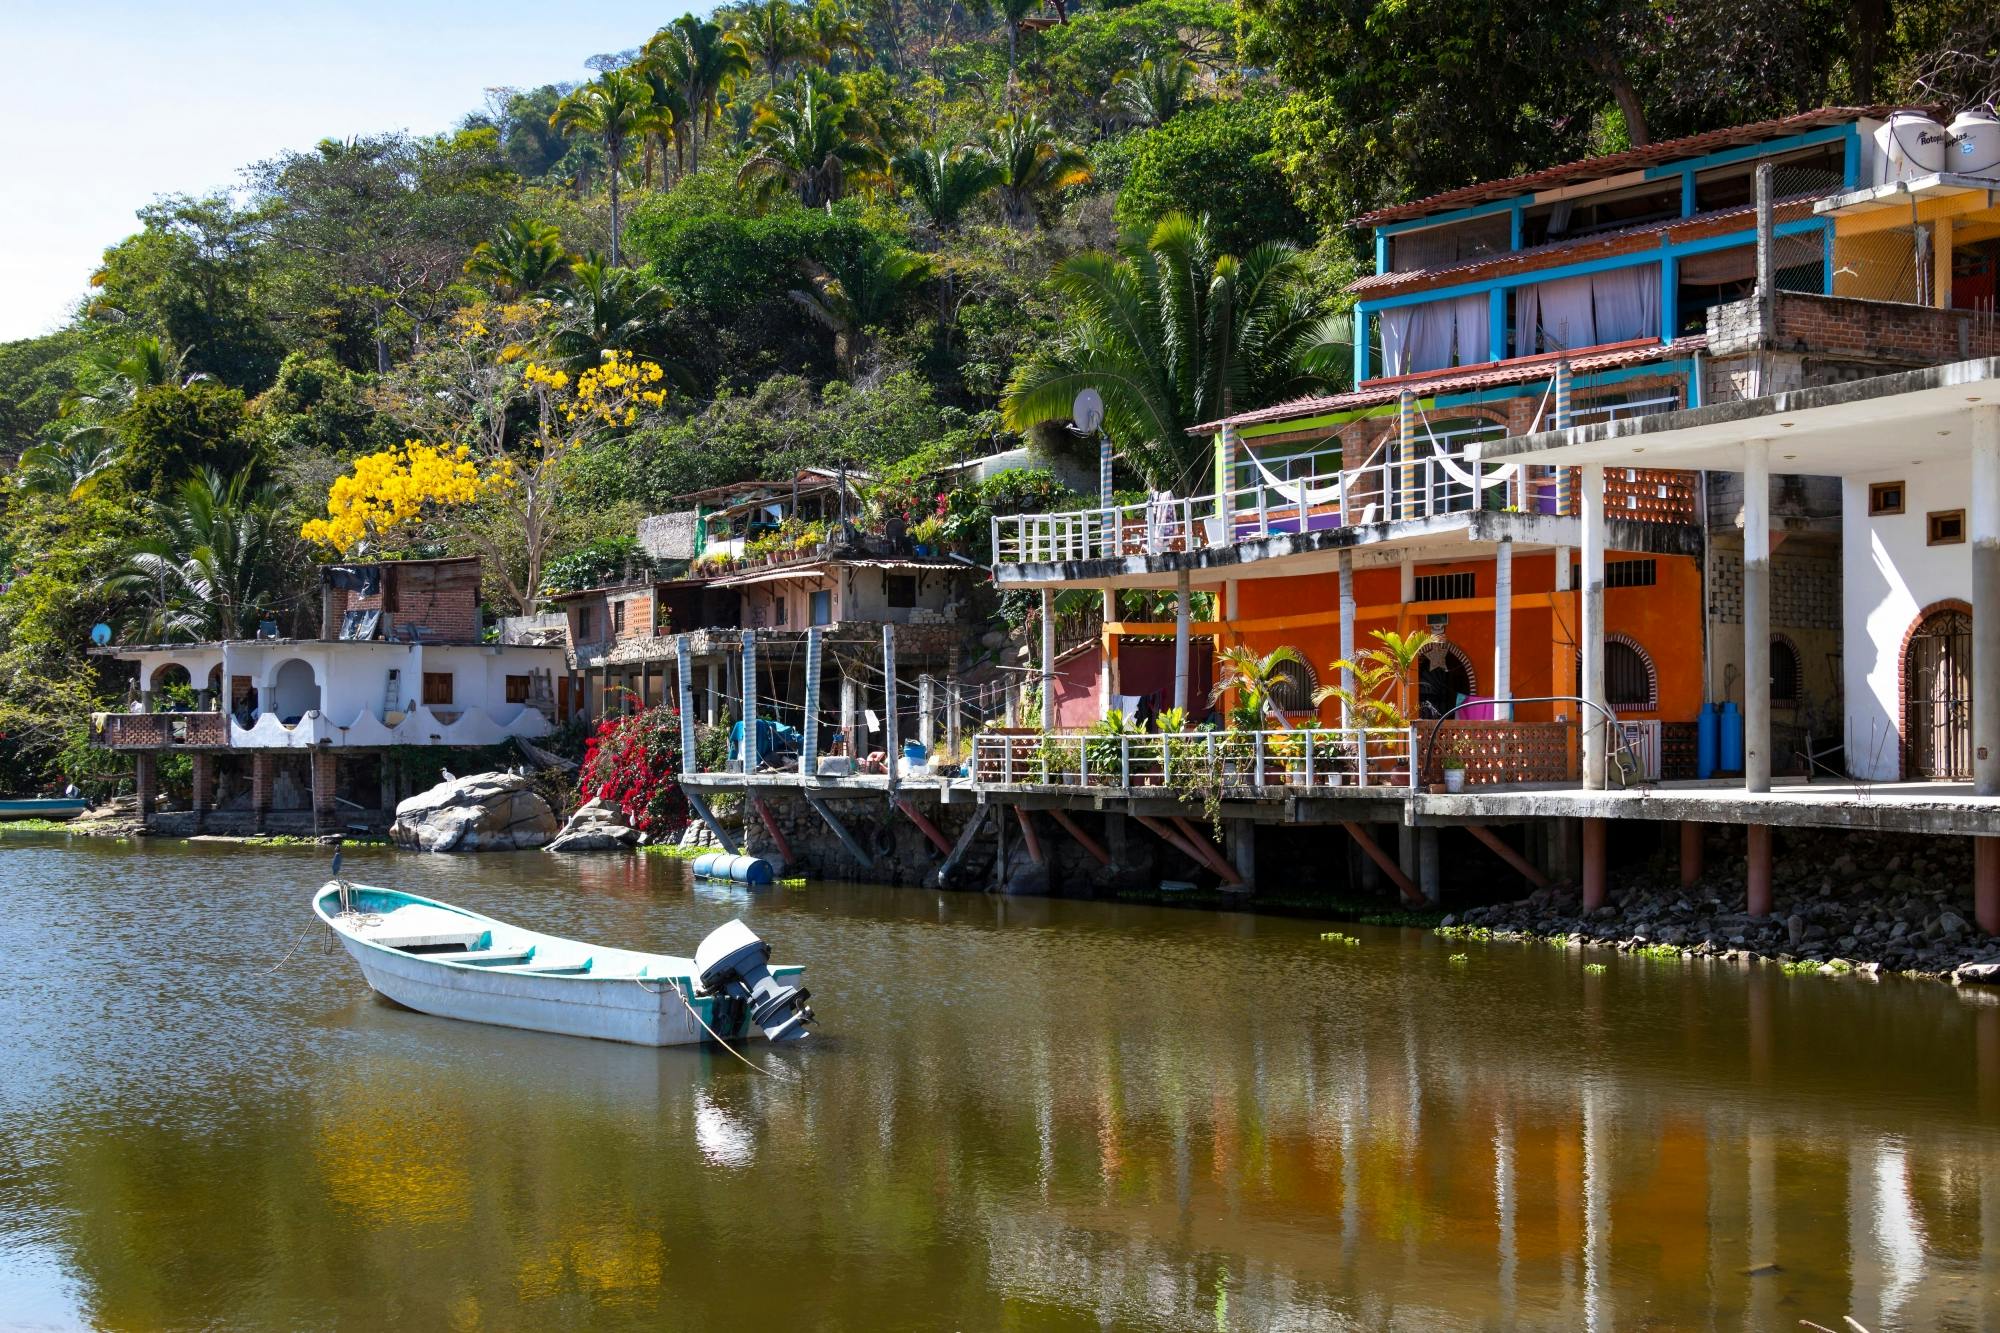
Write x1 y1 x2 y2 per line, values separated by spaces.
608 141 623 267
1590 48 1650 147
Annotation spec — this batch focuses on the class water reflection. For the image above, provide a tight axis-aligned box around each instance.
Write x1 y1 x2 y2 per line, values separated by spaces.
0 836 1995 1329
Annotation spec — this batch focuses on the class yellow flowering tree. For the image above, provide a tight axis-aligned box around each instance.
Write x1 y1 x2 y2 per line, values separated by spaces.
307 302 672 611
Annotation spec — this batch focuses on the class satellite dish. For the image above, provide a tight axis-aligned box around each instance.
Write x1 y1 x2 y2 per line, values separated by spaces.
90 623 112 647
1071 388 1104 434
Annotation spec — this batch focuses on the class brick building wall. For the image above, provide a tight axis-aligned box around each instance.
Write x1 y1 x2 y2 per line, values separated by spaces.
1707 291 2000 364
324 558 482 643
1708 549 1840 628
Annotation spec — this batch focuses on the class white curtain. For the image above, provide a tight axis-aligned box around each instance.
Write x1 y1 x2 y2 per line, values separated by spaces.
1382 294 1490 375
1522 273 1596 353
1591 266 1660 344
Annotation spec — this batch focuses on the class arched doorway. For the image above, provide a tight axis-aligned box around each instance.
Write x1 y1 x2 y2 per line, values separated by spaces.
1418 643 1477 718
271 659 322 726
1904 608 1971 779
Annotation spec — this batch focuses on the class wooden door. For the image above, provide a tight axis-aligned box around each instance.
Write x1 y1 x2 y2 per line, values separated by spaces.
1905 609 1972 779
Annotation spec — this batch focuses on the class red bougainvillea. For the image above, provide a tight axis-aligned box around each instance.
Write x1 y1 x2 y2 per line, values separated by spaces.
578 706 689 835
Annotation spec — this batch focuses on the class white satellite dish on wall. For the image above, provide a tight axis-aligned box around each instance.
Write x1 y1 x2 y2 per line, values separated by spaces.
1071 387 1104 434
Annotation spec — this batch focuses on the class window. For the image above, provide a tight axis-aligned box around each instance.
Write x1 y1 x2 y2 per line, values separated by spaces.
505 674 531 703
1605 559 1657 589
885 575 917 609
612 600 627 632
810 590 832 626
422 672 454 706
1413 572 1476 602
577 605 594 640
1267 658 1318 713
1928 509 1966 546
1604 639 1655 710
1869 481 1905 516
774 596 787 626
1770 638 1800 705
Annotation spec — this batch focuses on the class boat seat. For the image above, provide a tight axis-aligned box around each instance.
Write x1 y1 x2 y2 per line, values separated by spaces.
507 957 593 975
352 905 487 951
453 947 538 967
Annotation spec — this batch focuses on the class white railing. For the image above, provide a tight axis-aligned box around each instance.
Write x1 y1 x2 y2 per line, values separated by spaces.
992 451 1568 567
972 727 1416 790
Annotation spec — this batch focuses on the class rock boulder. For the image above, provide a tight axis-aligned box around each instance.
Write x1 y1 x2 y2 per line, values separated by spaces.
546 798 644 853
392 771 558 852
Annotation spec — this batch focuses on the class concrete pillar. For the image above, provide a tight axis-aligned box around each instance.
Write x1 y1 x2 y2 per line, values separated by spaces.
1493 537 1514 721
1976 837 1999 936
251 752 274 831
191 753 213 819
1173 570 1191 714
1581 817 1607 910
1418 826 1441 904
1744 439 1772 792
677 635 698 775
1397 391 1417 519
1679 821 1704 888
1972 408 2000 795
134 750 157 819
741 630 757 776
1398 824 1416 880
1399 557 1415 603
882 623 899 784
801 628 822 775
946 676 961 766
840 673 859 760
1228 819 1256 892
1747 823 1773 917
1099 589 1116 720
705 661 720 726
1581 463 1608 789
311 750 337 822
1039 588 1056 730
918 674 935 755
1338 549 1356 724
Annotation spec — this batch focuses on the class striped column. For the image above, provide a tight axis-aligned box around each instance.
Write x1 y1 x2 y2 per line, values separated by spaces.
882 623 899 789
1553 360 1573 514
1215 423 1235 520
1397 392 1417 518
1100 432 1114 510
676 636 696 775
740 629 757 776
801 626 822 777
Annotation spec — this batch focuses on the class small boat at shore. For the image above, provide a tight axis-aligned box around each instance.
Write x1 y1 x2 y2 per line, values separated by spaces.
313 881 814 1047
0 798 89 821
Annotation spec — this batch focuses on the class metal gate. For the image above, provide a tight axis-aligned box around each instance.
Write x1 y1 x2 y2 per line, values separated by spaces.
1905 609 1972 779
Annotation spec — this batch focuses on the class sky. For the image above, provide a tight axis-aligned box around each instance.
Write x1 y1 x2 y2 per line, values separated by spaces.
0 1 680 342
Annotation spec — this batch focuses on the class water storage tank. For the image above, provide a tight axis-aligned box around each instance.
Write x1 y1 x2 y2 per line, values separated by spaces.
1876 109 1950 183
1717 701 1745 774
1696 703 1719 780
1947 108 2000 179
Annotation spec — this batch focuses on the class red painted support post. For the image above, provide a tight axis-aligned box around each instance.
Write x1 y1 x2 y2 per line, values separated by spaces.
1340 822 1423 905
1976 836 2000 936
1465 824 1550 889
1581 817 1607 911
1679 821 1704 887
1047 808 1111 866
1014 807 1045 867
750 791 793 864
1171 815 1245 885
1134 814 1242 887
1746 823 1773 918
895 797 953 855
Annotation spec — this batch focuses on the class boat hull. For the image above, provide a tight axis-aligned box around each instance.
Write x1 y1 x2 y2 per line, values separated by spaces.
0 799 88 821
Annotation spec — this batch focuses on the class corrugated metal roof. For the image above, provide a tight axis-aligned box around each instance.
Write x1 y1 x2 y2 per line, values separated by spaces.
1195 337 1704 434
1351 106 1902 228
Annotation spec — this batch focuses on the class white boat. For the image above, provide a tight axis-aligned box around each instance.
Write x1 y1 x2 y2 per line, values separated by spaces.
313 880 813 1047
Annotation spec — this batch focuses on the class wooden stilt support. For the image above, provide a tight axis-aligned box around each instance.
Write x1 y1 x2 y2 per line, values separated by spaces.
895 796 952 855
1746 823 1772 917
1341 822 1423 905
749 791 792 864
801 790 871 868
1679 820 1704 887
936 806 989 886
1582 817 1607 911
1978 836 2000 936
1466 824 1549 889
682 788 739 853
1014 807 1045 866
1047 808 1111 867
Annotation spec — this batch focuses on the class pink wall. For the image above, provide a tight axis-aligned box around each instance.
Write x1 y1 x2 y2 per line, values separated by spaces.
1052 643 1102 730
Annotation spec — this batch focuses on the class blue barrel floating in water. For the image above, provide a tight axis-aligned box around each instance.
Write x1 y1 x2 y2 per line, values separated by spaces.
1696 703 1719 779
1717 701 1744 773
692 853 775 885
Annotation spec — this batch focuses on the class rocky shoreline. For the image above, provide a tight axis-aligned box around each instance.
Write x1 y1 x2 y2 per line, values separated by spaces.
1440 831 2000 984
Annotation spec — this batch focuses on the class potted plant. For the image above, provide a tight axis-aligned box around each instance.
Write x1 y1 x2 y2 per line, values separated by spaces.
1441 752 1468 793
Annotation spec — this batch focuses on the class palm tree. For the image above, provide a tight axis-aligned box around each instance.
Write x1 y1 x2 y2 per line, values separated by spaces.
1002 213 1324 489
734 0 814 98
1315 629 1436 729
1110 47 1198 126
464 218 573 299
547 258 684 378
550 70 671 266
736 76 887 207
891 142 1001 229
645 16 753 169
1211 644 1309 730
805 0 866 69
788 245 933 379
105 471 295 642
985 111 1091 229
16 435 121 501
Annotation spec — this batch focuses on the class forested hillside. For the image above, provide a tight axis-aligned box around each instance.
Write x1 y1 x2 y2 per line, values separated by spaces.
1 0 1992 786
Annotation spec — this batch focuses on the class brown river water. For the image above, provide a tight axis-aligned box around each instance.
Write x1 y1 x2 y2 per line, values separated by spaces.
0 834 1995 1330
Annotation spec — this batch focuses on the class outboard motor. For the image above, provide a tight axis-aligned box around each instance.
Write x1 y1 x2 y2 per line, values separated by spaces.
694 920 814 1042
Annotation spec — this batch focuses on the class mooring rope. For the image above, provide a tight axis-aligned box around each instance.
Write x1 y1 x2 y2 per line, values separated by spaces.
637 977 799 1082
